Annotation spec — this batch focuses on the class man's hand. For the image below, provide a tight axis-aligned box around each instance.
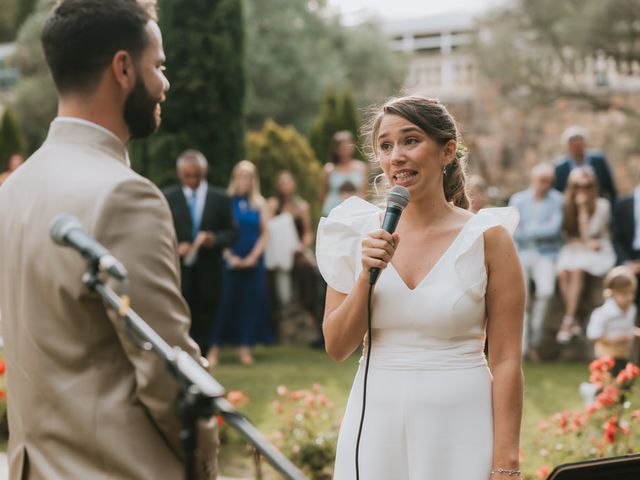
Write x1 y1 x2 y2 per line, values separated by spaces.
177 242 192 257
196 231 216 248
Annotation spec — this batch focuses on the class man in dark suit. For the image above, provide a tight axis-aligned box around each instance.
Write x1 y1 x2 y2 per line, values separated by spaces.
164 150 238 352
613 191 640 290
554 126 617 203
612 188 640 364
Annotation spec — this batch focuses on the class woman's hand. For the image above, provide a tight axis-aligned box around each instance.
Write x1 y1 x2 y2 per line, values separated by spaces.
238 255 258 269
226 254 244 269
360 229 400 275
587 239 602 251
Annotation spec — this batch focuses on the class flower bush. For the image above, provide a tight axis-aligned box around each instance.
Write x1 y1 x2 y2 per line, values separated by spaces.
217 390 250 445
530 357 640 479
270 383 340 480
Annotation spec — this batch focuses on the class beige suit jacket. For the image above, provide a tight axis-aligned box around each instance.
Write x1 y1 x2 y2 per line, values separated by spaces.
0 120 218 479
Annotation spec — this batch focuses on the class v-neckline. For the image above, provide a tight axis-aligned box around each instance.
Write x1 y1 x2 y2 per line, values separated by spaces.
388 217 473 291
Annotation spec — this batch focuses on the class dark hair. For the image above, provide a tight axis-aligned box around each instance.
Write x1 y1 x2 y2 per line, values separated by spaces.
562 166 598 238
329 130 355 164
42 0 157 95
338 180 357 195
365 96 469 209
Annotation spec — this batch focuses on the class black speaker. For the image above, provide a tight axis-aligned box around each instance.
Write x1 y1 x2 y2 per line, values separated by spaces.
547 453 640 479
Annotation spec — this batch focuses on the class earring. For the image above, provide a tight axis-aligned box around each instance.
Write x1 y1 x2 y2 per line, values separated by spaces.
443 166 447 175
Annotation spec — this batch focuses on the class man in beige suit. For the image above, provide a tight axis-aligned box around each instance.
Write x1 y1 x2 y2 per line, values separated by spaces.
0 1 217 478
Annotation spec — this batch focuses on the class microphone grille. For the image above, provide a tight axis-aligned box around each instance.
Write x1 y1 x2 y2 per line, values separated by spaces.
49 214 83 245
387 185 410 209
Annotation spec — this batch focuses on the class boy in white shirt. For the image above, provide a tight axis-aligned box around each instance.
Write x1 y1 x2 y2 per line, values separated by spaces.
587 266 640 377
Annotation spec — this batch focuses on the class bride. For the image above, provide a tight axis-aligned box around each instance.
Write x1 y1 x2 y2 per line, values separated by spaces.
316 96 525 479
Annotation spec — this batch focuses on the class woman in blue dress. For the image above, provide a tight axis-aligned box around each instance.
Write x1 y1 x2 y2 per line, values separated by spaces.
207 160 272 366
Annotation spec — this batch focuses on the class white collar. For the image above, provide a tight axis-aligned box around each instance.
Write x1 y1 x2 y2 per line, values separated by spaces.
182 180 208 197
54 117 124 146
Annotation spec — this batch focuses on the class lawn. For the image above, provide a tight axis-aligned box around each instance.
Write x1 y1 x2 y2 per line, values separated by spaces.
211 346 639 479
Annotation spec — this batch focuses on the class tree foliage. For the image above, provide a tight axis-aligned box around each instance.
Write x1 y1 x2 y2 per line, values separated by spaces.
244 0 406 133
247 119 323 219
15 0 38 31
0 0 18 42
0 107 26 169
10 0 57 152
131 0 246 187
475 0 640 116
309 83 360 165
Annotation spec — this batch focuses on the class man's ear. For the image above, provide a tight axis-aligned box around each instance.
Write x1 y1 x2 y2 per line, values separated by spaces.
112 51 136 92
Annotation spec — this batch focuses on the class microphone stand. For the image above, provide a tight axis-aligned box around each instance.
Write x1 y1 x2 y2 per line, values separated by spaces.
81 263 307 480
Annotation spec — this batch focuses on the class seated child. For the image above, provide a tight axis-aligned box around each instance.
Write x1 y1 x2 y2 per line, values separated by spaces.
587 265 640 377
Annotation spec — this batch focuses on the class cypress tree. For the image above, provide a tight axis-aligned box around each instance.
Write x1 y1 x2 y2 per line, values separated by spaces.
15 0 38 30
339 84 359 148
0 108 27 170
134 0 246 187
309 83 361 165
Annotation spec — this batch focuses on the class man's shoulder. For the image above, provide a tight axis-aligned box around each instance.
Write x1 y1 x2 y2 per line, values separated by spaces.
548 188 564 202
162 184 183 199
510 188 536 204
587 151 607 163
206 185 230 199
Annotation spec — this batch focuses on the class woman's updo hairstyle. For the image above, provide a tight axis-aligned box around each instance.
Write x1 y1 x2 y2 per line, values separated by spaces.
364 96 469 209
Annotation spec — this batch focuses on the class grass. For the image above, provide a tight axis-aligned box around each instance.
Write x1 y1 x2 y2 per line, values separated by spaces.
212 346 639 479
0 347 636 478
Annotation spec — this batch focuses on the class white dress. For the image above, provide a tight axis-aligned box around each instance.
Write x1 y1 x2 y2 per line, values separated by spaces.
556 197 615 276
316 197 519 480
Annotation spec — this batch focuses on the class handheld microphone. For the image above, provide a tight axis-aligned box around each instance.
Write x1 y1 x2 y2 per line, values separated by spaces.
50 214 128 281
368 185 410 285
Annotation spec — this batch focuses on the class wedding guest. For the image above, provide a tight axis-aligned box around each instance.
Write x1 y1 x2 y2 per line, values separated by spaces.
321 130 367 215
556 166 616 344
509 163 563 360
554 126 617 203
612 179 640 300
266 171 318 343
467 174 489 214
587 266 640 378
0 153 24 187
317 96 524 479
208 160 272 366
163 150 238 353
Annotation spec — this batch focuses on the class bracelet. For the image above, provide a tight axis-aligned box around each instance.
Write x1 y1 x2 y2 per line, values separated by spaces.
491 467 521 476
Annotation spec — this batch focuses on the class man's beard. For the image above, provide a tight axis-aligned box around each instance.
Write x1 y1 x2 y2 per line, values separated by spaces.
123 75 160 140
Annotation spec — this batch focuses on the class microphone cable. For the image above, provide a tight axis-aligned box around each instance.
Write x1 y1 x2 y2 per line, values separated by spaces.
355 282 375 480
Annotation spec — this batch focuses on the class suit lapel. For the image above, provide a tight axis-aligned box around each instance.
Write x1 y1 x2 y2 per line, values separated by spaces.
201 186 215 229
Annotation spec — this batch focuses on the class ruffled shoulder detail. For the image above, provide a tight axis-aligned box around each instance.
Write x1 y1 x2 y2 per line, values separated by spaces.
454 207 520 300
315 196 381 293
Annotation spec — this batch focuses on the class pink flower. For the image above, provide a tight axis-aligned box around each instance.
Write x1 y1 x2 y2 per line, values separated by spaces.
616 363 640 385
538 420 549 432
536 465 550 479
603 417 618 444
272 400 283 415
291 390 304 401
586 402 602 417
596 386 619 408
227 390 249 408
276 385 288 396
631 410 640 421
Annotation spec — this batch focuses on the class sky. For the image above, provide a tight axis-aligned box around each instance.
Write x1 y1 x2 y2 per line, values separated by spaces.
328 0 506 22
